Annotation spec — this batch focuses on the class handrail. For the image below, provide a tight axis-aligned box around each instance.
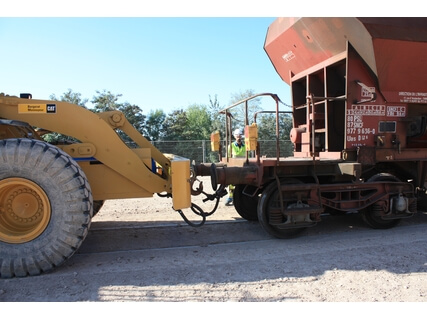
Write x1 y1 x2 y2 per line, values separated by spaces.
219 93 287 164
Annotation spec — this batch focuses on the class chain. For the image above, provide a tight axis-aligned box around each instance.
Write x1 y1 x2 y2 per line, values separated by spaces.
176 184 227 227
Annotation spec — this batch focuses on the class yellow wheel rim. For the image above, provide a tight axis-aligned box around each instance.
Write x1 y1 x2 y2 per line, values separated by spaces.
0 178 51 244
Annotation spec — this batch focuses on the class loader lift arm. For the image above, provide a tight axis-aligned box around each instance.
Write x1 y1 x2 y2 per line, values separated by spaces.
0 94 190 210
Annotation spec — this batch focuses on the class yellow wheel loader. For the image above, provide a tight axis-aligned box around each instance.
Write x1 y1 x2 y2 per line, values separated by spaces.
0 93 224 278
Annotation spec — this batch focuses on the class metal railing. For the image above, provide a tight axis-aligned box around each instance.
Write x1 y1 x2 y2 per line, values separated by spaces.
150 139 294 164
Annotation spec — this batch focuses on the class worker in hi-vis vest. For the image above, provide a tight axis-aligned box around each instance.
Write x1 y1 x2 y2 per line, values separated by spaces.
225 128 246 206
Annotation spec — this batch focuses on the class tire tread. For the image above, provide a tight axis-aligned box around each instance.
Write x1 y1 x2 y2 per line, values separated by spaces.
0 138 93 278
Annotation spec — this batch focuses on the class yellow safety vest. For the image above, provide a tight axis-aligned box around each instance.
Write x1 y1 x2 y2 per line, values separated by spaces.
228 142 246 158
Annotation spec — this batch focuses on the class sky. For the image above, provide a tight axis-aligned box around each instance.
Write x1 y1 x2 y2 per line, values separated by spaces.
0 16 291 114
1 1 409 115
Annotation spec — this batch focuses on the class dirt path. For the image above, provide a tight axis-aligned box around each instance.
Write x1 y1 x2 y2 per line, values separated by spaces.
1 178 427 305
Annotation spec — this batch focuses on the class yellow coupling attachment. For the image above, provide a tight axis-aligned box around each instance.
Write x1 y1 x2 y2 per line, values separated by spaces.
210 131 220 152
245 123 258 151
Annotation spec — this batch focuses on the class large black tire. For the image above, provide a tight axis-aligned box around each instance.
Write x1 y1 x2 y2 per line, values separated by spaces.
233 184 260 221
0 139 93 278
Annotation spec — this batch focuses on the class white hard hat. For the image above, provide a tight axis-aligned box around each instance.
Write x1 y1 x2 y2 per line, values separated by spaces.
234 128 243 136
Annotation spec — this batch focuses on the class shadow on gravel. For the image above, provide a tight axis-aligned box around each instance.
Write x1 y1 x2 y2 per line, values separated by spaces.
78 210 427 254
2 211 427 302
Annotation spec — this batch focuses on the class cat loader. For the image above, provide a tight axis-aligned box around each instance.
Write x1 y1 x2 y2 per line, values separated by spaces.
0 93 222 278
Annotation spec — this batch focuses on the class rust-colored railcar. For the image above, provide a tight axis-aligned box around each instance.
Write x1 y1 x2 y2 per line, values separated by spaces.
199 18 427 238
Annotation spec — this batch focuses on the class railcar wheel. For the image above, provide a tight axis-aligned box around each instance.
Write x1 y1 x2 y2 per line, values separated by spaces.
0 139 92 278
257 179 307 239
417 191 427 212
361 173 401 229
233 184 259 221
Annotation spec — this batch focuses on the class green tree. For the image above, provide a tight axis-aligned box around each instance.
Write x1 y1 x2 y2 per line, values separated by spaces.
119 102 146 143
228 89 262 130
207 94 226 162
186 104 212 140
161 109 189 141
90 90 147 146
209 94 225 133
91 90 122 112
160 104 213 141
257 113 276 140
145 109 166 141
257 112 292 140
50 89 88 108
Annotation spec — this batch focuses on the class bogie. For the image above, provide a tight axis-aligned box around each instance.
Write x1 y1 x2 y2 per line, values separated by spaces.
257 179 317 239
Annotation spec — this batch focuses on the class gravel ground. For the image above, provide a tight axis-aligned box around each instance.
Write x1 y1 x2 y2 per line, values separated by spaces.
1 177 427 317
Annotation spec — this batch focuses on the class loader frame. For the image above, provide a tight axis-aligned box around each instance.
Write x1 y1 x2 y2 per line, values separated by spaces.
0 93 191 209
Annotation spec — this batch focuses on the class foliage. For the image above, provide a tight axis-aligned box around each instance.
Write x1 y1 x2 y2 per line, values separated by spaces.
161 109 189 141
161 104 213 141
257 112 292 140
44 89 294 161
186 104 212 140
228 89 262 131
91 90 122 112
90 90 147 145
209 94 225 133
145 109 166 141
117 102 146 145
50 89 88 108
45 89 147 145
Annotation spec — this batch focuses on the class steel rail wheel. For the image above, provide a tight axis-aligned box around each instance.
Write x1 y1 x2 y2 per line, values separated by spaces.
257 179 307 239
0 138 93 278
361 173 401 229
233 184 260 221
0 178 51 244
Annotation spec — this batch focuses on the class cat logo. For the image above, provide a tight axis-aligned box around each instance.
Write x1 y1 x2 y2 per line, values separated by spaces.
47 104 56 113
